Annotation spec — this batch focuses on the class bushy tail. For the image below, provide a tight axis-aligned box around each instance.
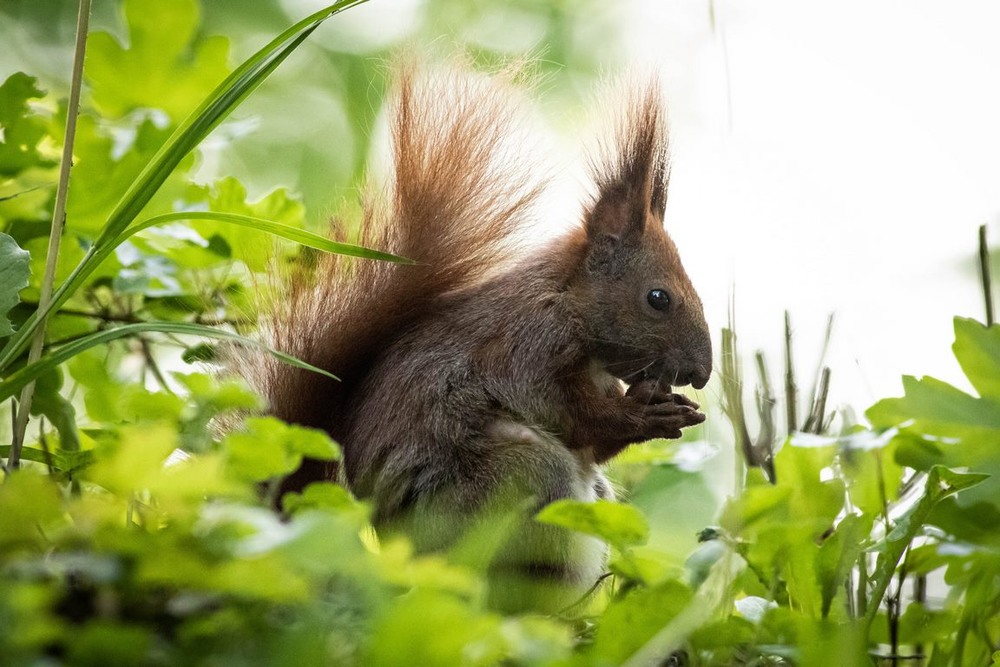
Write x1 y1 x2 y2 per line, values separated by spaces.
241 62 544 469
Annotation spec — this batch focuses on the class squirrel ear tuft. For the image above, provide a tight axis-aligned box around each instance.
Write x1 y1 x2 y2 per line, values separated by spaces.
584 74 669 241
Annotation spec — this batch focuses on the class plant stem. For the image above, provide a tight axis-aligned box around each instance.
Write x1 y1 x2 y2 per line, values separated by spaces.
803 314 834 429
753 350 776 482
857 553 868 618
913 571 926 662
980 224 994 326
8 0 92 470
16 302 252 328
783 311 797 434
803 366 831 434
720 326 750 489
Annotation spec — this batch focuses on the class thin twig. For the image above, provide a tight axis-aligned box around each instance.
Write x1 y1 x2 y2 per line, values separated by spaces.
857 552 868 618
557 571 614 617
8 0 93 470
139 337 175 394
803 314 834 430
37 419 56 476
17 301 252 327
980 224 994 326
783 311 797 434
753 351 777 482
888 563 907 666
721 327 752 485
803 367 831 435
913 569 927 662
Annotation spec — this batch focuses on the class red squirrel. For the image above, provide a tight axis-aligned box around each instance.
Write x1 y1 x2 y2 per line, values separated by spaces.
243 63 712 610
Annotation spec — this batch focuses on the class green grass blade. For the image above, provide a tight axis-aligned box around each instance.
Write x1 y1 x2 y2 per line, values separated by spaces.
114 212 413 263
0 322 337 403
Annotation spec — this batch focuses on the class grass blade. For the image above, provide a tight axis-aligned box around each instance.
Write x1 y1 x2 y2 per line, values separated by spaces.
114 212 413 263
0 322 337 403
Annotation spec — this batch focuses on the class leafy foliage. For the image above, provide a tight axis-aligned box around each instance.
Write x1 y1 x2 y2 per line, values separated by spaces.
1 1 999 665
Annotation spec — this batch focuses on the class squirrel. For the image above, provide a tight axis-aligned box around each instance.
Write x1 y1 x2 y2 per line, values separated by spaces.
240 62 712 611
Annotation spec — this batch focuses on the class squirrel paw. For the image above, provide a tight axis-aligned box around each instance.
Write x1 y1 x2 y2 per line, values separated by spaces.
625 380 705 440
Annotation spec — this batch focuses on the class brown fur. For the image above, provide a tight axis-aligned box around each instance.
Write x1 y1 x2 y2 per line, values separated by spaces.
243 63 712 611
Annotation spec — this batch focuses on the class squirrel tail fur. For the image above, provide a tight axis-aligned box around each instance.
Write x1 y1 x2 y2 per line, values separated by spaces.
242 63 546 491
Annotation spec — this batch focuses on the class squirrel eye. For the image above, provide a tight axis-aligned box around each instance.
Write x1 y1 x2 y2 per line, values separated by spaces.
647 289 670 311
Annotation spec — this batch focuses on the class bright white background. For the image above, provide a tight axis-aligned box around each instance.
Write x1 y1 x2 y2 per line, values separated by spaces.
626 0 1000 414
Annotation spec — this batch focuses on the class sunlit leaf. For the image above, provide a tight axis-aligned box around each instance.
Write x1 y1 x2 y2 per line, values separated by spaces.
0 232 30 337
952 317 1000 400
590 580 692 664
223 416 338 483
281 482 360 515
0 471 64 550
65 114 190 238
867 375 1000 439
86 0 230 122
0 72 54 176
364 590 503 667
196 177 305 271
29 366 80 452
536 498 649 550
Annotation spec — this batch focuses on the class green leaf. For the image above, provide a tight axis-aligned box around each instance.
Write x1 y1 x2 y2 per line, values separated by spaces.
896 603 960 645
931 464 990 497
841 441 903 516
864 465 988 630
364 590 503 667
0 72 53 176
535 499 649 550
65 113 189 238
867 374 1000 438
197 177 305 271
590 580 693 664
281 482 360 516
86 422 179 494
66 622 153 667
174 372 262 413
86 0 230 122
927 497 1000 547
28 366 80 453
816 514 871 619
628 465 719 564
952 317 1000 400
223 416 338 483
0 470 64 550
0 232 30 337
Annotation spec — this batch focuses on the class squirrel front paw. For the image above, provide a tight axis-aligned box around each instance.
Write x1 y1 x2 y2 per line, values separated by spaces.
624 380 705 440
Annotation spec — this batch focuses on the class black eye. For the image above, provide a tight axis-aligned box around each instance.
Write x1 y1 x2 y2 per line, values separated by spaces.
647 289 670 311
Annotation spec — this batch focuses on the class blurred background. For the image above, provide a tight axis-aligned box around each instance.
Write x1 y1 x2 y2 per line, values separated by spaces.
2 0 998 432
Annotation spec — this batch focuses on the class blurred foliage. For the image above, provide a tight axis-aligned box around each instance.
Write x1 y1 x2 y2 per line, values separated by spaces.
1 1 999 665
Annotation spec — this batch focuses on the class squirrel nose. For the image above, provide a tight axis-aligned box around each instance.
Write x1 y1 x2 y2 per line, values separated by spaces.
689 365 710 390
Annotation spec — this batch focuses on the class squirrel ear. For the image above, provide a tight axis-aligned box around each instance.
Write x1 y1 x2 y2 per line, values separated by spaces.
584 75 669 240
585 183 646 242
